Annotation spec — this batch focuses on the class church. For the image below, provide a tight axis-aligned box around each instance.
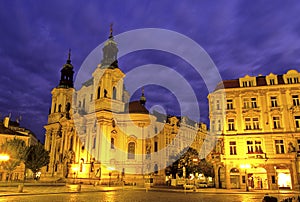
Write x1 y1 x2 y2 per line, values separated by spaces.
43 27 207 185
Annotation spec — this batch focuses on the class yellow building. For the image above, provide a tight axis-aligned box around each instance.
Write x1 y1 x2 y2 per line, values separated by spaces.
0 116 38 181
43 28 207 185
208 69 300 190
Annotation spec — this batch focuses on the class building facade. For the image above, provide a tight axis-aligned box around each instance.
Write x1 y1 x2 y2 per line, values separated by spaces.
0 116 38 181
43 29 207 185
208 69 300 190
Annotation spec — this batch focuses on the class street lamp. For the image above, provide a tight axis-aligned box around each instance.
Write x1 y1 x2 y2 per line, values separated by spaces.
0 154 10 161
240 164 251 191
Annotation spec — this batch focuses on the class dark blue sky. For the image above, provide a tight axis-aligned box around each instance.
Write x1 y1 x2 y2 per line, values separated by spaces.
1 0 300 142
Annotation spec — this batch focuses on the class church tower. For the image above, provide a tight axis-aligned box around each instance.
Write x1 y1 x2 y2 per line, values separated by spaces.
44 50 76 178
93 25 125 113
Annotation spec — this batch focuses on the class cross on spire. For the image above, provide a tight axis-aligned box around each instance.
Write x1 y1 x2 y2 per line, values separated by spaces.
109 23 113 38
67 48 71 64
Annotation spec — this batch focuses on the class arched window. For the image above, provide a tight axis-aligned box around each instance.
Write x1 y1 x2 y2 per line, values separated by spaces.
83 99 85 108
97 87 100 99
54 103 56 113
111 138 115 149
58 104 62 112
128 142 135 159
113 87 117 100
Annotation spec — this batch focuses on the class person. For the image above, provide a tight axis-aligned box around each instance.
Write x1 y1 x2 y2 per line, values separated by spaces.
262 194 278 202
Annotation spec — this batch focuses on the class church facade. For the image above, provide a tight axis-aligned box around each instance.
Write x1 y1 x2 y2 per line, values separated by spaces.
43 29 207 185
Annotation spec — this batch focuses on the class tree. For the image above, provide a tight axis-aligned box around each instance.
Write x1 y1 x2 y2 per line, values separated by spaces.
24 143 50 179
1 138 27 180
167 147 201 178
198 159 214 177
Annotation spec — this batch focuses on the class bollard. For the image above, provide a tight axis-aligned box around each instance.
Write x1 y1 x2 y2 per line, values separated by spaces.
18 184 24 193
76 184 81 192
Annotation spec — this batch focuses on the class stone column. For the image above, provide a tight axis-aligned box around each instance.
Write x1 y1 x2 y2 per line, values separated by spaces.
225 164 231 189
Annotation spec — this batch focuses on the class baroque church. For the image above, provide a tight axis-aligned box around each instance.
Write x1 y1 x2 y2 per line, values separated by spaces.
43 27 207 185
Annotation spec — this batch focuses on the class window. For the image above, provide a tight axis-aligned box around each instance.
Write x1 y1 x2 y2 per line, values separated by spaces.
251 98 257 108
247 141 254 153
228 119 235 131
243 98 250 109
254 140 262 153
275 140 285 154
293 95 300 106
211 121 215 132
97 87 100 99
218 120 221 131
253 118 260 129
154 141 158 152
111 138 115 149
242 81 248 87
297 139 300 151
271 96 278 107
245 118 251 130
288 77 293 84
227 99 233 109
90 94 93 102
229 141 237 155
295 116 300 129
113 87 117 100
270 79 275 85
128 142 135 159
273 117 281 129
295 77 299 83
216 100 220 110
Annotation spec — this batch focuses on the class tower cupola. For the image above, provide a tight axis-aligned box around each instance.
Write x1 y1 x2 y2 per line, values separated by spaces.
58 49 74 88
101 24 119 69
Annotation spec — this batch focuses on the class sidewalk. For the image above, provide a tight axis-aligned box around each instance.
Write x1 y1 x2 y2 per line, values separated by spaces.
1 183 300 197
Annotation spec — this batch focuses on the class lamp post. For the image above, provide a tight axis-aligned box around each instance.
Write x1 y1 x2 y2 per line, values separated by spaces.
0 154 10 162
240 164 250 192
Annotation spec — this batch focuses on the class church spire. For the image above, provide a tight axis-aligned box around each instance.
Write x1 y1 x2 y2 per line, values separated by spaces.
58 49 74 88
101 24 119 69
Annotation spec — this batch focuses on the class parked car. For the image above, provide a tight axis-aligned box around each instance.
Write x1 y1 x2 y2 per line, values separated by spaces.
196 182 208 188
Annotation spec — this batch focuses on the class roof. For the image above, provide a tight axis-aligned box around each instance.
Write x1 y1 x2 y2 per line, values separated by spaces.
0 123 27 137
214 74 286 91
124 101 149 114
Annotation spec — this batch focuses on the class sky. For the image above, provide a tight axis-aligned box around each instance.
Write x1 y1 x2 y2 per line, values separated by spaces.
1 0 300 142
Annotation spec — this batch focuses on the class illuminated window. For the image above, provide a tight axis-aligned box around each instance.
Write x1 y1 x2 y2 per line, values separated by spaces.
227 99 233 109
273 117 281 129
271 96 278 107
295 116 300 129
229 141 237 155
247 140 263 154
128 142 135 159
275 140 285 154
292 95 300 106
228 119 235 131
